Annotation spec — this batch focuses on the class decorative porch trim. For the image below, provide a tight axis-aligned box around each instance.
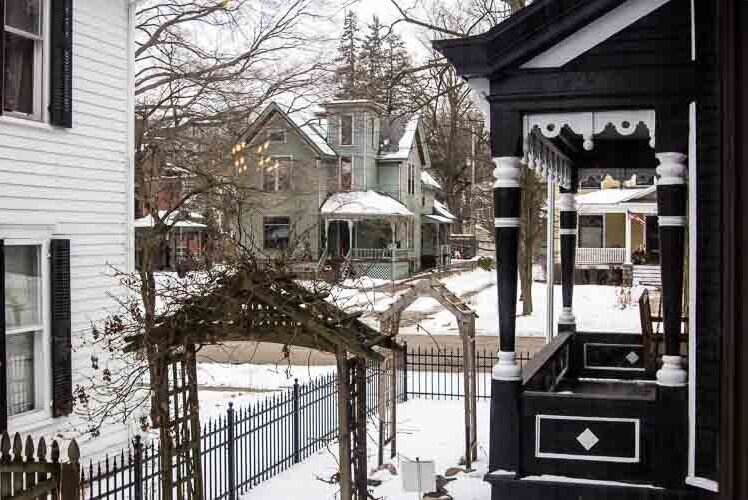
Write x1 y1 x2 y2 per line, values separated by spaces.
655 152 688 185
656 355 688 387
493 157 522 188
582 343 646 372
492 351 522 381
658 215 687 226
535 415 642 463
558 307 576 324
520 0 673 69
525 110 656 152
495 217 521 228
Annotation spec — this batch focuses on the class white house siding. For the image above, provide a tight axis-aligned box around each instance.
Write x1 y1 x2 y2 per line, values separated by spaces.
0 0 132 455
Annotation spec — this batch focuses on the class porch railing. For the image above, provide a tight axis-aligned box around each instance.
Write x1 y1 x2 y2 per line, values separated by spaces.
576 247 626 265
350 248 414 260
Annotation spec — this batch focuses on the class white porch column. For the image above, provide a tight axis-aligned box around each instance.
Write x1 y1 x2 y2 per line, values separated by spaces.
625 209 633 265
436 224 441 266
347 220 354 256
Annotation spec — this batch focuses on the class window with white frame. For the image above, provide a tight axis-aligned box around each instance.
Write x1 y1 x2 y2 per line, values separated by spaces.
267 129 287 144
578 215 604 248
4 245 42 416
262 156 292 192
340 115 353 146
339 156 353 190
263 217 290 249
3 0 44 118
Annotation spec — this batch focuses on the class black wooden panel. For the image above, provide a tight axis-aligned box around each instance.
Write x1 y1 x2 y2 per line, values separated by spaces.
49 0 74 128
584 343 645 372
537 415 639 462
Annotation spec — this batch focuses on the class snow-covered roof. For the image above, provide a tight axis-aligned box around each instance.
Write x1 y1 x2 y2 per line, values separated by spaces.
576 186 656 205
434 200 456 220
421 171 442 190
134 210 206 229
378 115 421 161
425 215 453 224
321 191 414 218
297 121 336 157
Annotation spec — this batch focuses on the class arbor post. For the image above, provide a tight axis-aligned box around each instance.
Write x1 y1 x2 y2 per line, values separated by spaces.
227 402 236 500
489 156 523 474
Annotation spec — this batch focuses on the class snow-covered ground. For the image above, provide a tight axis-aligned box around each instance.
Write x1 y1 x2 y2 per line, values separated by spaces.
319 267 644 337
240 399 492 500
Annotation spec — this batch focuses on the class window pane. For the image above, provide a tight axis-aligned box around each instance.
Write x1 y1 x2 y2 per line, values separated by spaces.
6 333 35 416
5 245 41 329
5 0 42 35
341 116 353 145
263 163 276 192
276 158 291 191
3 32 35 115
340 157 352 190
264 217 290 249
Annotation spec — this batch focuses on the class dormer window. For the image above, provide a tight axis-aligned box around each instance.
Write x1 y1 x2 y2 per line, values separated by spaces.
267 129 287 144
340 115 353 146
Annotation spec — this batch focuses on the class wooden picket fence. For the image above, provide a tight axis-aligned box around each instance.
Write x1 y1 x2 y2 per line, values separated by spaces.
0 432 80 500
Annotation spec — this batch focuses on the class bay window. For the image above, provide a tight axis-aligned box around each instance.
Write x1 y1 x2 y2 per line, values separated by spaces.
340 115 353 146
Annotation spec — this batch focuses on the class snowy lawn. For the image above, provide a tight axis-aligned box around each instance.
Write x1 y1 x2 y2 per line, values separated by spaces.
240 399 492 500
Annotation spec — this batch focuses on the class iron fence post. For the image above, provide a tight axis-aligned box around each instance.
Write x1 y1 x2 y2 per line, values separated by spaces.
227 402 237 500
133 435 143 500
293 379 300 463
402 341 408 401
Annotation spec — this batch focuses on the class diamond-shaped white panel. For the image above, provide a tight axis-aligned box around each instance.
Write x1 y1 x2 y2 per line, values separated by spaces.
576 428 600 451
626 351 640 365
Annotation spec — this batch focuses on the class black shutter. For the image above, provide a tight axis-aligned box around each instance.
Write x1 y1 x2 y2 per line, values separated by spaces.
49 0 73 128
0 0 6 118
50 239 73 417
0 240 7 431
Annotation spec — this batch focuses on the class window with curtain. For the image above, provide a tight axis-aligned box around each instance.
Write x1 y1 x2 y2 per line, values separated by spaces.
4 245 42 416
3 0 43 117
340 157 352 190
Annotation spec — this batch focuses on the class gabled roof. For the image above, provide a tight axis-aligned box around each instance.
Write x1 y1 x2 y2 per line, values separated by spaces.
377 115 430 166
421 171 442 190
238 103 337 159
433 0 649 77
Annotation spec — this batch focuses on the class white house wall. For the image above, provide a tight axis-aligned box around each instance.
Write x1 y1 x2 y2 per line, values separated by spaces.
0 0 132 447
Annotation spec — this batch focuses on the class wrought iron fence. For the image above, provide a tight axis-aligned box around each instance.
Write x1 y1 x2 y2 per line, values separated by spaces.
80 346 529 499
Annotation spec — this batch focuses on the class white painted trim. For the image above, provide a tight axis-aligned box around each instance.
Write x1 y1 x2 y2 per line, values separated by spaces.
535 415 641 463
126 0 137 273
493 157 522 188
582 343 645 372
494 218 521 228
521 0 673 68
658 215 687 226
492 351 522 381
685 476 718 493
546 177 555 343
559 229 578 236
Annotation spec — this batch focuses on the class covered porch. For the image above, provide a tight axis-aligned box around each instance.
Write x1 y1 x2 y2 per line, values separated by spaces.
321 191 417 280
435 0 698 493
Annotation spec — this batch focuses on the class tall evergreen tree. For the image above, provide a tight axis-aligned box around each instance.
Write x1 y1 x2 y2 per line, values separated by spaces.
360 16 386 103
381 31 412 115
334 10 362 99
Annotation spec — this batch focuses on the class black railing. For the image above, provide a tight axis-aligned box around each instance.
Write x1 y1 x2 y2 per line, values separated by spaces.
81 346 527 499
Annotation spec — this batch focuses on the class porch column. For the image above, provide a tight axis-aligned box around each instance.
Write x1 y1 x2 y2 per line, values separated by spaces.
490 156 522 472
436 224 441 267
655 152 688 387
558 188 577 332
324 219 330 252
625 209 633 265
347 220 354 256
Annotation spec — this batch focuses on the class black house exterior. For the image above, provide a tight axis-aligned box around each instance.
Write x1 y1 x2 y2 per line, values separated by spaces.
435 1 748 499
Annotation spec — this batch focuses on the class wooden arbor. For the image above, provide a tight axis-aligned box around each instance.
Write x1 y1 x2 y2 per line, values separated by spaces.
379 279 478 469
125 266 399 500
